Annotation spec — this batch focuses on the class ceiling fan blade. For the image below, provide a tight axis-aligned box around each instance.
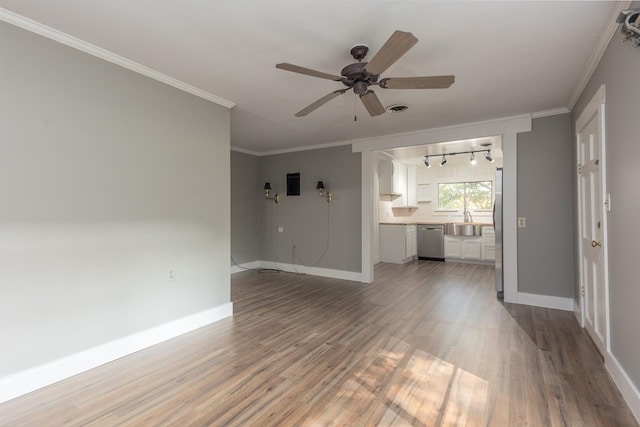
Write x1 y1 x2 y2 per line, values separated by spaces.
379 75 455 89
364 30 418 76
276 63 343 81
360 90 386 117
295 90 347 117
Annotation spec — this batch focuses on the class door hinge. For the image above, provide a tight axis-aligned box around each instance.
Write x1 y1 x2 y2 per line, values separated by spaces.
577 164 582 175
581 286 585 297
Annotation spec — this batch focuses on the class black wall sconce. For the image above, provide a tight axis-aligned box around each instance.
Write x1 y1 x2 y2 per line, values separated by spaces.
263 182 280 203
316 181 332 203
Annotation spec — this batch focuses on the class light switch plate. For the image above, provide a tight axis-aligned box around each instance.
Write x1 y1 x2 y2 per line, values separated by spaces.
518 217 526 228
278 226 284 233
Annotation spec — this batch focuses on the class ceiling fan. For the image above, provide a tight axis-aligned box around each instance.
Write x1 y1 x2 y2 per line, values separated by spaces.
276 30 455 118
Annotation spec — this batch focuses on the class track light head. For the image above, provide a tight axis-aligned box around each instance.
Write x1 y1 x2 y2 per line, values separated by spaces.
424 156 431 168
440 155 447 167
470 152 477 165
485 150 494 163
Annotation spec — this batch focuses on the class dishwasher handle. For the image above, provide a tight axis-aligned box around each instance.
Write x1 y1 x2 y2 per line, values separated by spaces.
420 227 443 231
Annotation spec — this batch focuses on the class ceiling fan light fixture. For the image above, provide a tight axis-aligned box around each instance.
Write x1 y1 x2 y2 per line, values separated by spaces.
387 104 409 113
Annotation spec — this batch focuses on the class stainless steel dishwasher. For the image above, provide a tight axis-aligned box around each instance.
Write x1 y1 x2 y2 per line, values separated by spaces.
417 224 445 261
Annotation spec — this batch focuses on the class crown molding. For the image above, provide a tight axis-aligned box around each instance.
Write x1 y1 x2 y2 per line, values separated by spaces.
255 140 353 157
531 107 571 119
0 8 235 109
567 1 631 110
230 146 260 156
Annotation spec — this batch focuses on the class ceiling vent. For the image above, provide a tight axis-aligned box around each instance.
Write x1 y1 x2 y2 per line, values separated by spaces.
387 104 409 113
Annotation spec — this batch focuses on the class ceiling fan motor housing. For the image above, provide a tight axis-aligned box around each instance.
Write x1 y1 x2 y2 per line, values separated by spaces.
340 62 379 94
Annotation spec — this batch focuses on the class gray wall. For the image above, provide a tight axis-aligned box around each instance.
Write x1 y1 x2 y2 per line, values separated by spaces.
259 145 362 272
0 23 230 376
231 151 260 264
572 2 640 391
517 114 574 298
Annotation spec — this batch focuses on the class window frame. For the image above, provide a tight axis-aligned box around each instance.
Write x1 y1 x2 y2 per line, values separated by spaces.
437 180 493 212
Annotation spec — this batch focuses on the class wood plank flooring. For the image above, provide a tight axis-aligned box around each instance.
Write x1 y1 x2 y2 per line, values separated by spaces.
0 261 637 426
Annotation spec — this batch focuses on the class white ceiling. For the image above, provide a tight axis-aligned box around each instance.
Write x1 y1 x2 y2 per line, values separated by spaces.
1 1 619 153
382 136 502 166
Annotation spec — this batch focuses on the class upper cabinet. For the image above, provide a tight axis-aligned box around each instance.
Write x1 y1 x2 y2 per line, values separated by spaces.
379 158 399 196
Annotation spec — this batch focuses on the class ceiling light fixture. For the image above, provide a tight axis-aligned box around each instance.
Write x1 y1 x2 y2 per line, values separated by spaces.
422 149 496 168
485 150 494 163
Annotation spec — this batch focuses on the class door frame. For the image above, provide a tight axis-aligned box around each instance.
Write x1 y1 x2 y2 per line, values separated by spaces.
354 114 531 304
575 84 611 351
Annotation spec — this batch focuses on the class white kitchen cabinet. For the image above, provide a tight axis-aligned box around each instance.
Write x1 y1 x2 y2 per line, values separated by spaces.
379 158 394 195
444 236 462 258
391 161 407 207
482 226 496 261
462 238 482 260
380 224 416 264
405 225 417 258
445 234 488 262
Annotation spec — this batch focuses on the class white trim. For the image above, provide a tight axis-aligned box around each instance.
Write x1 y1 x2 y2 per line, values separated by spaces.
502 133 518 304
0 8 235 109
257 260 364 282
351 114 531 152
230 146 260 156
575 84 611 352
517 292 574 311
567 1 631 110
259 140 353 156
531 107 571 119
605 351 640 425
573 299 583 327
230 260 260 274
361 151 375 283
0 303 233 404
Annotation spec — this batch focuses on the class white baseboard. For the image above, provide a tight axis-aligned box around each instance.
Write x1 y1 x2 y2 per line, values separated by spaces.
0 302 233 404
257 260 364 282
230 260 260 274
573 298 583 326
517 292 574 311
605 351 640 425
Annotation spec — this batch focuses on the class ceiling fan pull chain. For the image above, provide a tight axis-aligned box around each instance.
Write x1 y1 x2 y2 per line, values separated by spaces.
354 92 357 122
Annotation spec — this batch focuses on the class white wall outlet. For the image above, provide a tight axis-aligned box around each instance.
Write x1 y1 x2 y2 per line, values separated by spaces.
169 270 176 281
517 217 526 228
278 226 284 233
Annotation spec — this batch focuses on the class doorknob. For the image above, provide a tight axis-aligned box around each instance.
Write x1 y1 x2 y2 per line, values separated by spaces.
591 240 602 247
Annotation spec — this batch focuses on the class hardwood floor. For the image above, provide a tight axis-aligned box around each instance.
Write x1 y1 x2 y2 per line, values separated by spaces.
1 261 637 426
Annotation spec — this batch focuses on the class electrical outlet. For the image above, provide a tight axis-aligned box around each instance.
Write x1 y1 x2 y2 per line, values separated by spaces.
518 217 526 228
169 270 176 281
278 226 284 233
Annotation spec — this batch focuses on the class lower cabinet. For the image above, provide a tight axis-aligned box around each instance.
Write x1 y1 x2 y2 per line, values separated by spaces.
380 224 416 264
444 236 462 258
445 229 494 263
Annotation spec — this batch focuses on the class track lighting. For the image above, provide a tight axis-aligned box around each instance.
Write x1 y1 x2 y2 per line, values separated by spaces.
485 150 494 163
423 149 495 168
263 182 280 203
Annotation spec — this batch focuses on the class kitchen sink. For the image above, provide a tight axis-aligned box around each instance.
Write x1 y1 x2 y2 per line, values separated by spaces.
444 223 483 236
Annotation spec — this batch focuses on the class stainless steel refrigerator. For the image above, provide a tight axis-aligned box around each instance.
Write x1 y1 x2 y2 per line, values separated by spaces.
494 168 504 298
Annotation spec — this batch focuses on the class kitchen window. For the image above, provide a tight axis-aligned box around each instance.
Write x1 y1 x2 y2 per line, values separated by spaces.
438 181 492 210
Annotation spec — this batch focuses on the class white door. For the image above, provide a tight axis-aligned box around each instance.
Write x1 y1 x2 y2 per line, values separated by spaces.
576 85 609 355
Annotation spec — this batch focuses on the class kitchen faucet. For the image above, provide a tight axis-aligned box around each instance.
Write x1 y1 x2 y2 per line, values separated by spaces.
463 209 473 223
